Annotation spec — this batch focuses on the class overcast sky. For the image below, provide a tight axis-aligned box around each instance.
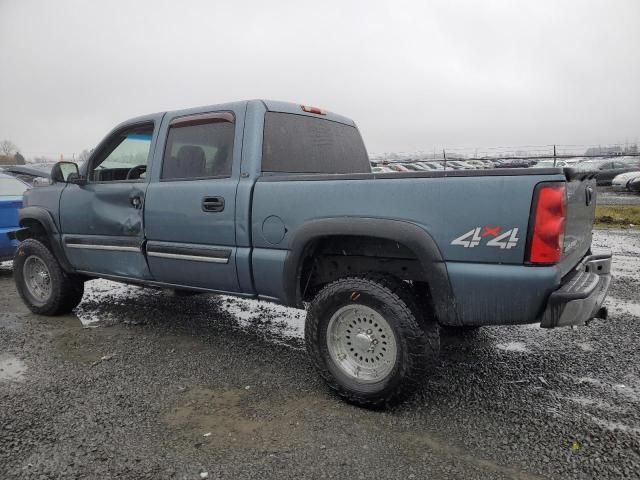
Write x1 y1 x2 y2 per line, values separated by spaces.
0 0 638 158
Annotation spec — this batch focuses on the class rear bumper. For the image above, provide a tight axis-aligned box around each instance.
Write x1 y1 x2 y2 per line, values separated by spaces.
540 252 612 328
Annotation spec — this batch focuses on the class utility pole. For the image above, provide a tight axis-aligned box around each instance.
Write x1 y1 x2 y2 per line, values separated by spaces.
553 145 557 167
443 149 447 170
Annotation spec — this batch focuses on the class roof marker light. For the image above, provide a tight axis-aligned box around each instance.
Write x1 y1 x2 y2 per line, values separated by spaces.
301 105 326 115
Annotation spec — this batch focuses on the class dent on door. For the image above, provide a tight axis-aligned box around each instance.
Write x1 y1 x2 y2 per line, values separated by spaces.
60 183 151 279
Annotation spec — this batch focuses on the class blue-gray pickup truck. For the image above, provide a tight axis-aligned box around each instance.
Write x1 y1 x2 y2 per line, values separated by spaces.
13 100 612 407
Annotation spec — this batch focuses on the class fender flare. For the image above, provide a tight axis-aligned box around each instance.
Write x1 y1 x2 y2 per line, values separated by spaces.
17 206 75 273
283 217 459 325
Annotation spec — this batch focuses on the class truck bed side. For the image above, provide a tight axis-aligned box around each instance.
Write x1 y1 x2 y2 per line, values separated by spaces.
250 169 572 326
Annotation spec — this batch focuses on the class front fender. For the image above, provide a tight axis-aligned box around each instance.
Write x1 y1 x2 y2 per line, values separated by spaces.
18 206 74 273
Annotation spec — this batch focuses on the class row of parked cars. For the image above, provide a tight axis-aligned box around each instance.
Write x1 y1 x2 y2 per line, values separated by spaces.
372 155 640 188
0 163 57 261
0 172 30 261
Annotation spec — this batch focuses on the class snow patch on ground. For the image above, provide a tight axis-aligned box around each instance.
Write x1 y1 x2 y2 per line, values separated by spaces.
565 395 627 413
216 296 306 339
572 376 640 403
587 414 640 435
75 278 148 326
74 278 307 340
605 297 640 317
592 230 640 257
576 342 595 352
495 341 530 353
0 353 26 382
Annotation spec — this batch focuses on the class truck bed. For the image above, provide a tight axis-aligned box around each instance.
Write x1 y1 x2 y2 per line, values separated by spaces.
251 167 597 326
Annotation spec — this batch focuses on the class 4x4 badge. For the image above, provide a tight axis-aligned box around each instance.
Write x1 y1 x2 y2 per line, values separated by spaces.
451 226 520 249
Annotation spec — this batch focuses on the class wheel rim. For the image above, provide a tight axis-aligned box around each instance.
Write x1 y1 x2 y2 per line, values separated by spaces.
326 304 398 383
23 255 52 303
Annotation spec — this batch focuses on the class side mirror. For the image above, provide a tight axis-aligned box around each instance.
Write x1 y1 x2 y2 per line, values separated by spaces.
51 161 85 184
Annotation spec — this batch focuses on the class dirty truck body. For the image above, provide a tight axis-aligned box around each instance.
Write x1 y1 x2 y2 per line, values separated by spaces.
15 99 612 407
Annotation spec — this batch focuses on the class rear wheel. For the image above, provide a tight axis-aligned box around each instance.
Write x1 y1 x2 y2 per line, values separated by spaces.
305 274 439 408
13 239 84 315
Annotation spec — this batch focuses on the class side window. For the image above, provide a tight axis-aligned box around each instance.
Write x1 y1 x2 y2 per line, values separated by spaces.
161 112 235 181
90 123 153 182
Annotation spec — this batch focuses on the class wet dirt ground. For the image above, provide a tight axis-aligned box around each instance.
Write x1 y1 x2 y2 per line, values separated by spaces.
1 230 639 479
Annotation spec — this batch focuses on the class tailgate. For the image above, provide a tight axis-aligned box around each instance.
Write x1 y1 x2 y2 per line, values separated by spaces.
0 196 22 230
558 172 597 277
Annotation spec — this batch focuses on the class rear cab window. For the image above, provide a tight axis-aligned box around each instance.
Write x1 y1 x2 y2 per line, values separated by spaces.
262 112 370 174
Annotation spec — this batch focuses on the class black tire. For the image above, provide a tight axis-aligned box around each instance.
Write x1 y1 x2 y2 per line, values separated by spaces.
305 274 439 408
13 238 84 315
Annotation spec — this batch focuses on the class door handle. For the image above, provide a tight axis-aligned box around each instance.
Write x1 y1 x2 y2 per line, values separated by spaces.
202 196 225 212
129 194 143 209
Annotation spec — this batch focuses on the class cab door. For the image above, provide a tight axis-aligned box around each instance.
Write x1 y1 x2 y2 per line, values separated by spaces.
143 106 244 293
59 115 162 279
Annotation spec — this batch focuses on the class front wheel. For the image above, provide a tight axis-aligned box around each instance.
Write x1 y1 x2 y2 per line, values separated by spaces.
13 238 85 315
305 274 439 408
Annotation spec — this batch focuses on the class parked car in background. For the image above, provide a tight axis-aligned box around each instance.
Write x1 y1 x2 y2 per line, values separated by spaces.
576 158 640 186
444 161 467 170
386 163 410 172
611 171 640 191
533 160 568 168
465 160 488 169
478 160 497 168
628 176 640 193
418 162 444 170
564 157 585 165
401 163 430 172
1 163 54 186
371 166 393 173
499 159 531 168
0 173 29 261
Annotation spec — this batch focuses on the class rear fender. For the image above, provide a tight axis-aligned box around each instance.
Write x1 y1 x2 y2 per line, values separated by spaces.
283 217 460 325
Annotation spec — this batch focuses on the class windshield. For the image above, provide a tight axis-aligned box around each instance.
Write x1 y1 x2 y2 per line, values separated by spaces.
0 177 28 196
95 131 153 170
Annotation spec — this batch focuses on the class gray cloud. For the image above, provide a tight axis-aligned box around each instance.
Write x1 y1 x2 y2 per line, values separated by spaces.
0 0 638 158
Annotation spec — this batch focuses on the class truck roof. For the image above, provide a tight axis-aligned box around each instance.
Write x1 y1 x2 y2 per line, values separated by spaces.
119 100 357 130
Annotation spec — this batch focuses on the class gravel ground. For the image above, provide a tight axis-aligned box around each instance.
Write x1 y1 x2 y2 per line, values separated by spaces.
1 230 639 479
597 187 640 206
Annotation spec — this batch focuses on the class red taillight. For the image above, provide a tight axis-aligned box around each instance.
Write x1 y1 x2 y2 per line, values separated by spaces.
301 105 326 115
528 183 566 264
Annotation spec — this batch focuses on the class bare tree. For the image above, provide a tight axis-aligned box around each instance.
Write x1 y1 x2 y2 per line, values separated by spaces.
0 140 18 156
